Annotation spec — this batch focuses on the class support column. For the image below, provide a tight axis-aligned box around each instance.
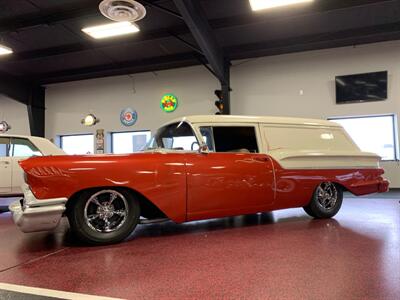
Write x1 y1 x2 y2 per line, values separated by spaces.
27 86 45 137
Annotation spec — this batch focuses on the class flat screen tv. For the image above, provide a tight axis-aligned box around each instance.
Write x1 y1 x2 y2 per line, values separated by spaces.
335 71 388 104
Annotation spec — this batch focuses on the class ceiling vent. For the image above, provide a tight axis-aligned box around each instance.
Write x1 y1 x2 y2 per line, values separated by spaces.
99 0 146 22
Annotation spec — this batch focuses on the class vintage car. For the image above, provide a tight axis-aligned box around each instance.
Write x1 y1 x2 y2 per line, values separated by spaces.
9 115 389 244
0 134 65 196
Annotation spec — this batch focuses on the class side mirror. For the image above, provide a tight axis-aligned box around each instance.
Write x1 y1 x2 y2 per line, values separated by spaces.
199 143 209 154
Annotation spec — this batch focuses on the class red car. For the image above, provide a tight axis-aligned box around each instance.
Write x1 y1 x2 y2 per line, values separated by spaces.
10 116 389 245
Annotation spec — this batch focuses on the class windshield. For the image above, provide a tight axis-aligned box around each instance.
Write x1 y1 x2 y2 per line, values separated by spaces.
146 121 200 151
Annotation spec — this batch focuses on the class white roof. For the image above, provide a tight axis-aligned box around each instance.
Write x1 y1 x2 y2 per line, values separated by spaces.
0 134 49 143
166 115 341 127
0 134 65 155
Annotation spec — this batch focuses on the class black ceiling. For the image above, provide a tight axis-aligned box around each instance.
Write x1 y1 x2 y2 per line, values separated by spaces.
0 0 399 84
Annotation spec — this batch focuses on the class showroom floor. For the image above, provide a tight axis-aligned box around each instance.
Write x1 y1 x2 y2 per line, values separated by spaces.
0 194 398 300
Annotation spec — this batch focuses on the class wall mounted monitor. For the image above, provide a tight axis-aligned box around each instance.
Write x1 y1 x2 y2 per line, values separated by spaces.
335 71 388 104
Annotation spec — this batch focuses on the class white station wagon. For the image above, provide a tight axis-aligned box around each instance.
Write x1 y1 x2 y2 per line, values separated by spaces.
0 135 65 196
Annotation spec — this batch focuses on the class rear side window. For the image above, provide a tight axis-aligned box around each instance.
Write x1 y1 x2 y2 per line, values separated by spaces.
11 138 42 157
200 126 259 153
0 137 10 156
263 126 358 152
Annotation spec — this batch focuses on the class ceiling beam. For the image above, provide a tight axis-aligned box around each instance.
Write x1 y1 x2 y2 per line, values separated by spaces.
211 0 395 29
33 18 400 85
173 0 226 83
1 0 395 64
34 52 200 84
0 0 171 34
0 0 390 34
0 0 99 34
1 25 190 62
227 21 400 60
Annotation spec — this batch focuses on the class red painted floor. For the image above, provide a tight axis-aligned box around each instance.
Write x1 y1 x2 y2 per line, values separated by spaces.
0 196 399 299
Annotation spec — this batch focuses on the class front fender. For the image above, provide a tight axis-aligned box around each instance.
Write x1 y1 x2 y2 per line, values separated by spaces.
19 153 188 223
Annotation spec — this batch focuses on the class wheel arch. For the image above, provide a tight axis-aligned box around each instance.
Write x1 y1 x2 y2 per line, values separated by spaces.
332 182 348 193
310 181 348 193
65 186 168 220
305 181 347 206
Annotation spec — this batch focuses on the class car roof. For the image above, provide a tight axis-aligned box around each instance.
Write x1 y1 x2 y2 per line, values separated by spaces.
0 134 48 142
164 115 341 128
0 134 65 155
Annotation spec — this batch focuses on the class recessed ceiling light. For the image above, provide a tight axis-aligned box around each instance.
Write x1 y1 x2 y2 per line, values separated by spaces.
82 21 140 39
249 0 313 11
0 44 13 55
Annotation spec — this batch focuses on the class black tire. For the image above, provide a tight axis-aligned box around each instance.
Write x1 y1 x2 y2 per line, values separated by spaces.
303 182 343 219
68 188 140 245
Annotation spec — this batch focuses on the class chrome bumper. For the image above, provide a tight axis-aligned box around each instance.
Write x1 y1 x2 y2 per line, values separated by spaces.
9 184 68 233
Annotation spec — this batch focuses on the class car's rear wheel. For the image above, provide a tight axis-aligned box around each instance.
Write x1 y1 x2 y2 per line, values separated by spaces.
68 188 140 245
303 182 343 219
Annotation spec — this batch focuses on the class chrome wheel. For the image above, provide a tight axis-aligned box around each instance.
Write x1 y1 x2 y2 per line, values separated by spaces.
316 182 338 211
84 190 129 233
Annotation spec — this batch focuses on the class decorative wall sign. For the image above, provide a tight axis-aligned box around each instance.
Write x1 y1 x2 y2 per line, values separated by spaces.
160 94 178 113
0 121 11 133
120 108 138 126
96 129 105 154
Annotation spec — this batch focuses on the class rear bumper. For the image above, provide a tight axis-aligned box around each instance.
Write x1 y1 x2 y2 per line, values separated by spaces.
349 178 390 196
378 179 390 193
9 184 67 233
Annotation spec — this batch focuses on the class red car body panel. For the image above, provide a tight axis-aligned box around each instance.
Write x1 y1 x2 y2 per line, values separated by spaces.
19 152 389 223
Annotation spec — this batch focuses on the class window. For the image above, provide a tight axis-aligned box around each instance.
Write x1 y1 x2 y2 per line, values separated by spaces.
148 122 199 151
329 115 398 161
263 126 357 152
200 126 259 153
60 134 94 155
111 131 151 154
0 137 10 157
11 138 42 157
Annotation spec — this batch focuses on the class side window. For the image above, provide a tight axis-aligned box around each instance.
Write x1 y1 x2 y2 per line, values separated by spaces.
200 126 259 153
152 122 199 151
0 137 10 157
11 138 42 157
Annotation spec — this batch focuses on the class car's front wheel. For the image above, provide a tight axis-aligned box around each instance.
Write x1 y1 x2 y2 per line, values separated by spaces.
303 182 343 219
68 188 140 245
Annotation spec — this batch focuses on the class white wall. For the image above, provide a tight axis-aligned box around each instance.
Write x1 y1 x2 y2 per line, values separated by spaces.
45 66 219 138
0 95 30 135
45 40 400 187
231 40 400 187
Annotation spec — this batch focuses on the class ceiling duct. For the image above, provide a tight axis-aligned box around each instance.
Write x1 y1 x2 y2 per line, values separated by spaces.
99 0 146 22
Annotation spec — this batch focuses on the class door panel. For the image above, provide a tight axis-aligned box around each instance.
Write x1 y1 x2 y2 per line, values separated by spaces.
0 157 12 194
0 137 11 194
186 152 275 220
11 158 24 194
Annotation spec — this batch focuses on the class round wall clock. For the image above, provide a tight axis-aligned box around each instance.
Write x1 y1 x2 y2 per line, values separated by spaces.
160 94 178 113
120 108 138 126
